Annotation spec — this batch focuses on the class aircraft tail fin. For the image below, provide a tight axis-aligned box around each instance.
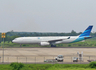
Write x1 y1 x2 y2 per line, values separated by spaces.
79 25 93 37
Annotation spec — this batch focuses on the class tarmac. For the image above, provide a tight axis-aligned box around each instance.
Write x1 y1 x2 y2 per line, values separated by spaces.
0 48 95 64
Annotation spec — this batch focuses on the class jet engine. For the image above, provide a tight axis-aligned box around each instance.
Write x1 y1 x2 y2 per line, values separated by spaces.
40 42 50 46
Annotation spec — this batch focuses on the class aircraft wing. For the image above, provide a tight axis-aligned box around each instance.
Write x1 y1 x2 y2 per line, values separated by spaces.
48 39 63 43
48 37 70 43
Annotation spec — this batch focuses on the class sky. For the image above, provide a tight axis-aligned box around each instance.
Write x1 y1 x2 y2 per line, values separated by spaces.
0 0 96 33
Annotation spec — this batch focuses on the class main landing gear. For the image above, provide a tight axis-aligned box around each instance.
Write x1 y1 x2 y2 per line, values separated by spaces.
51 44 56 47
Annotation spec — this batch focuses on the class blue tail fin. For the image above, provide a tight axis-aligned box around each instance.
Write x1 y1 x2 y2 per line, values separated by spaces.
79 25 93 37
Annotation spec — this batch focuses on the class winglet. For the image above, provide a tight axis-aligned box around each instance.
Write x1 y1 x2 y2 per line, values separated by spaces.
79 25 93 37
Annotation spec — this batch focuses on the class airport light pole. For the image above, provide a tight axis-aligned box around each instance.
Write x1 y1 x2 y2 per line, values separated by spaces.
1 33 5 63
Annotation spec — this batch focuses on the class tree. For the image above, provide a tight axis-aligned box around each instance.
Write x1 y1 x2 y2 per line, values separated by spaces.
70 30 77 36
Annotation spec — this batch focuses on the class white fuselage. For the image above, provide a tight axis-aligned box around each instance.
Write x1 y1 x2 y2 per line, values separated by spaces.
12 36 79 45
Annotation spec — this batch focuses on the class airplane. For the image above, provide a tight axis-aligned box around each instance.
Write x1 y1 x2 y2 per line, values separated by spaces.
12 25 93 47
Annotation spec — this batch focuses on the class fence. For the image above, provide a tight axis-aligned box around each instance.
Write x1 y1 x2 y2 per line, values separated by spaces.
0 55 96 64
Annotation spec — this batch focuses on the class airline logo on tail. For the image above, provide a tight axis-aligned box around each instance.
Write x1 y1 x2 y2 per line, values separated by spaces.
79 26 93 37
72 25 93 43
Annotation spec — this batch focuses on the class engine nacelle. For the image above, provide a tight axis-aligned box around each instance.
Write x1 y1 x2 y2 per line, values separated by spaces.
40 42 50 46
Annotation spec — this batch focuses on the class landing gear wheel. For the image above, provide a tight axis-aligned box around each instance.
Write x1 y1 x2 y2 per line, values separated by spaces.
51 45 56 47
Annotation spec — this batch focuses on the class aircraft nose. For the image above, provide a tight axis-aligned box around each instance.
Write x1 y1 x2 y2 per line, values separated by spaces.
12 40 16 43
12 40 15 43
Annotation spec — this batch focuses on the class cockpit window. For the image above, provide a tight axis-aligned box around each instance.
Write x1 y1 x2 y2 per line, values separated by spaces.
14 38 19 40
14 38 17 40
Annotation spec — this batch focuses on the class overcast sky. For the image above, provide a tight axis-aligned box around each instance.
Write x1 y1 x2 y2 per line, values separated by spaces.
0 0 96 33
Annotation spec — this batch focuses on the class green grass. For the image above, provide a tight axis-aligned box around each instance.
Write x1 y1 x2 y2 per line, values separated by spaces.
0 63 96 70
47 68 96 70
0 64 12 70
